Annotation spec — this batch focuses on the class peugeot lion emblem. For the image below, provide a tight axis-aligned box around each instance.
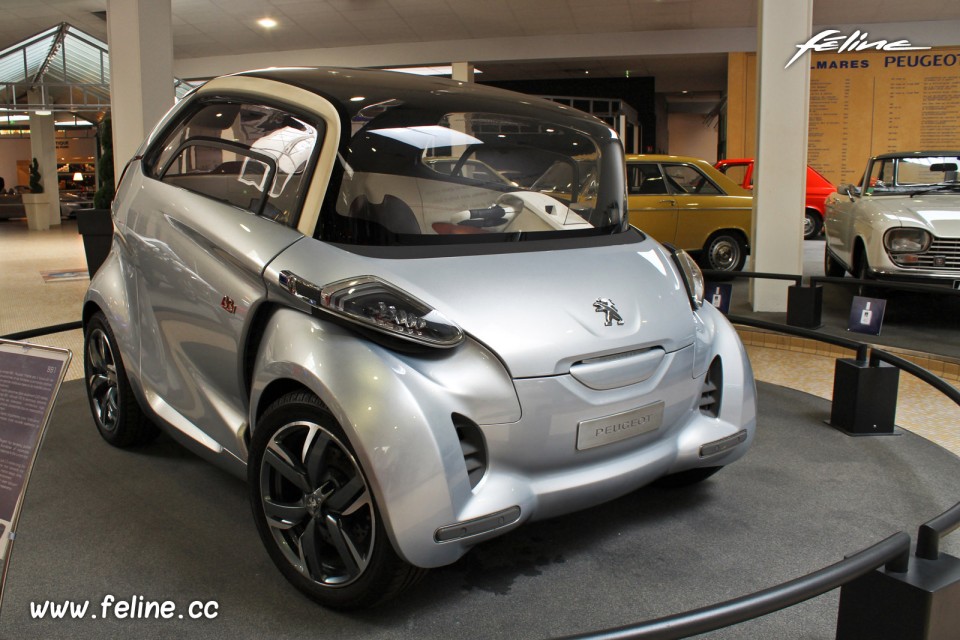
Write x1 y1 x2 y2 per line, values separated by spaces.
593 298 624 326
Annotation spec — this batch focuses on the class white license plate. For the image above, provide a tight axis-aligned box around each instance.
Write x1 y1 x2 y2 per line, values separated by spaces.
576 401 665 451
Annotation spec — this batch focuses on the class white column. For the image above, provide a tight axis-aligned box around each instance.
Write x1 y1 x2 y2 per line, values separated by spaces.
749 0 812 311
451 62 475 83
106 0 174 184
28 110 60 228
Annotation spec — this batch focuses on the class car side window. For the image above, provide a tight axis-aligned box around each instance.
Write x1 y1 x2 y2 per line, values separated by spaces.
145 102 322 226
627 163 668 195
868 159 895 193
662 164 722 195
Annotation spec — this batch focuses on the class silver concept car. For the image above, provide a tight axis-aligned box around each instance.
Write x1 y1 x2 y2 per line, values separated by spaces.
82 68 756 608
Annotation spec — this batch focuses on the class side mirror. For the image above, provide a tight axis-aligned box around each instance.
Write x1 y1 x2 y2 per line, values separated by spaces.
839 183 860 201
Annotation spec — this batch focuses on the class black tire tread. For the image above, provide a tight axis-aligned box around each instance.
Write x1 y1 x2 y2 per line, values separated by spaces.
249 390 425 609
84 312 158 448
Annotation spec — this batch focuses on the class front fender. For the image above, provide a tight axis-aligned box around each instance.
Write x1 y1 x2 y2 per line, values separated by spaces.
249 307 521 568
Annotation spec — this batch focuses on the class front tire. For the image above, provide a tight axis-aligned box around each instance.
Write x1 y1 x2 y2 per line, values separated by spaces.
824 247 845 277
83 312 158 447
704 233 747 272
854 246 878 297
249 391 423 609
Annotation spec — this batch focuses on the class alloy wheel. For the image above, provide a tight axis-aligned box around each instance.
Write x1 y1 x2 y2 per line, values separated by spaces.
86 327 120 433
259 421 375 588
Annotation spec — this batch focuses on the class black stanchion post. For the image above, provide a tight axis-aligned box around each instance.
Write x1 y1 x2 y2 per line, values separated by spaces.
786 283 823 328
829 357 899 435
836 553 960 639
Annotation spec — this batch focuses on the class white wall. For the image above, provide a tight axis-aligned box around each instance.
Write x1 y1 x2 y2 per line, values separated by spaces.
666 113 717 163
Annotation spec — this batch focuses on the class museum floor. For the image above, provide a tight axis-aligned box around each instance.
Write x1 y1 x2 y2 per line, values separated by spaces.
1 217 957 456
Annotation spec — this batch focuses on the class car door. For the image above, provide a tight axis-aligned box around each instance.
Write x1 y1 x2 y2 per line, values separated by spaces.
126 98 324 457
626 162 679 243
662 162 751 253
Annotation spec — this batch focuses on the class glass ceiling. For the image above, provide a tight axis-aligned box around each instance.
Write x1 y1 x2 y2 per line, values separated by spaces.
0 22 200 122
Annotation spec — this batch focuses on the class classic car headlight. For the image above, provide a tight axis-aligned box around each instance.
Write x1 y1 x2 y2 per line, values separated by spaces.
279 272 464 348
883 228 932 254
669 247 705 309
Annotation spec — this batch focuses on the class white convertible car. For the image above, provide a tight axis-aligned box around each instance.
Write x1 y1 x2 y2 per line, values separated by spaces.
824 151 960 290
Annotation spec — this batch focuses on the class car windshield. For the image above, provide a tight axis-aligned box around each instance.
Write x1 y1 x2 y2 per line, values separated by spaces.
867 155 960 195
325 109 626 245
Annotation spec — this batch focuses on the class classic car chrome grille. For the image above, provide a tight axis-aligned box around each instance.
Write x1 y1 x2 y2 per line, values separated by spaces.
891 237 960 270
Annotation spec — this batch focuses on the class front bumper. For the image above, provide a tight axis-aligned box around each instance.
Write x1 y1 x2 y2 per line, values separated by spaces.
253 306 757 570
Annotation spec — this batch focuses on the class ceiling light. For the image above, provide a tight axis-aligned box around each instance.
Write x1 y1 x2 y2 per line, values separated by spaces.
384 65 483 76
257 17 278 28
36 110 52 116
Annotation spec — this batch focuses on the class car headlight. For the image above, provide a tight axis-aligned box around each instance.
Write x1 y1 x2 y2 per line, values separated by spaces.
883 228 931 254
668 247 704 309
279 272 464 348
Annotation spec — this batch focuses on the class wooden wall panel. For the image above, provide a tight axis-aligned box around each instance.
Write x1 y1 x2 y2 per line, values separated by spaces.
725 47 960 185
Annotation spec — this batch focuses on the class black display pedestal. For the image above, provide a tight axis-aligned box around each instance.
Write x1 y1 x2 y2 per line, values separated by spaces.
76 208 113 278
836 554 960 640
830 358 899 435
786 284 823 328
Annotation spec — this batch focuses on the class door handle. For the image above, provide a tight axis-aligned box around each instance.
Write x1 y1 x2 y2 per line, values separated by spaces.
657 199 676 206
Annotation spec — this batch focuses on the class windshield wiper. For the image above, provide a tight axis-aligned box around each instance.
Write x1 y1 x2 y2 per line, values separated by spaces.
909 184 960 198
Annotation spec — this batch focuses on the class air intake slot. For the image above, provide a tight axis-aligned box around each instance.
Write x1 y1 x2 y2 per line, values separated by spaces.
699 357 723 418
453 413 487 489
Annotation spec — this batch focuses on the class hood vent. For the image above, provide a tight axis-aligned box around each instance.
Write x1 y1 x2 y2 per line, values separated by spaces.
699 357 723 418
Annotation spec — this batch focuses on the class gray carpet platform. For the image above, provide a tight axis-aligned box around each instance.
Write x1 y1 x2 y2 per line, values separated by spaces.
1 380 959 639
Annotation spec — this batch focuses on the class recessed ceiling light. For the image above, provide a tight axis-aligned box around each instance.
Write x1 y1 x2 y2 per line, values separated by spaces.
384 65 483 76
257 17 278 28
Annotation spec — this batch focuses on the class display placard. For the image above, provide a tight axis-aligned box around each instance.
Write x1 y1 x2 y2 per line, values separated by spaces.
0 340 71 607
705 283 733 314
847 296 887 335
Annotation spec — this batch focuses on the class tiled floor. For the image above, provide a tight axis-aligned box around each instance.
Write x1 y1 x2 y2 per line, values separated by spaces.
1 216 958 456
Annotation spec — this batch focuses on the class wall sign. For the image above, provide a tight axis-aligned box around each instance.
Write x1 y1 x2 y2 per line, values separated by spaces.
0 340 71 608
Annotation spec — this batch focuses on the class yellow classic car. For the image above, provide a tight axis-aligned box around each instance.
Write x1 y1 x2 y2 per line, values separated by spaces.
626 154 753 271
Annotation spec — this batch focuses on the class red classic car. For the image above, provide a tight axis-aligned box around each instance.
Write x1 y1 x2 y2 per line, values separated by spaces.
714 158 836 239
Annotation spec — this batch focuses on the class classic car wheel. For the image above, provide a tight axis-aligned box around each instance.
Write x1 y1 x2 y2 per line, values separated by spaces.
704 233 746 272
83 312 158 447
249 391 423 609
824 248 845 278
803 211 822 239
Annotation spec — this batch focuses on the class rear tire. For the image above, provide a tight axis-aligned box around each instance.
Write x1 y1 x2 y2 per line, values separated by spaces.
703 233 747 272
83 312 158 447
249 391 424 609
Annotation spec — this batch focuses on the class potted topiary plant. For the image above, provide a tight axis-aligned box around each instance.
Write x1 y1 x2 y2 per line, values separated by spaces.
79 115 115 276
22 157 51 231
